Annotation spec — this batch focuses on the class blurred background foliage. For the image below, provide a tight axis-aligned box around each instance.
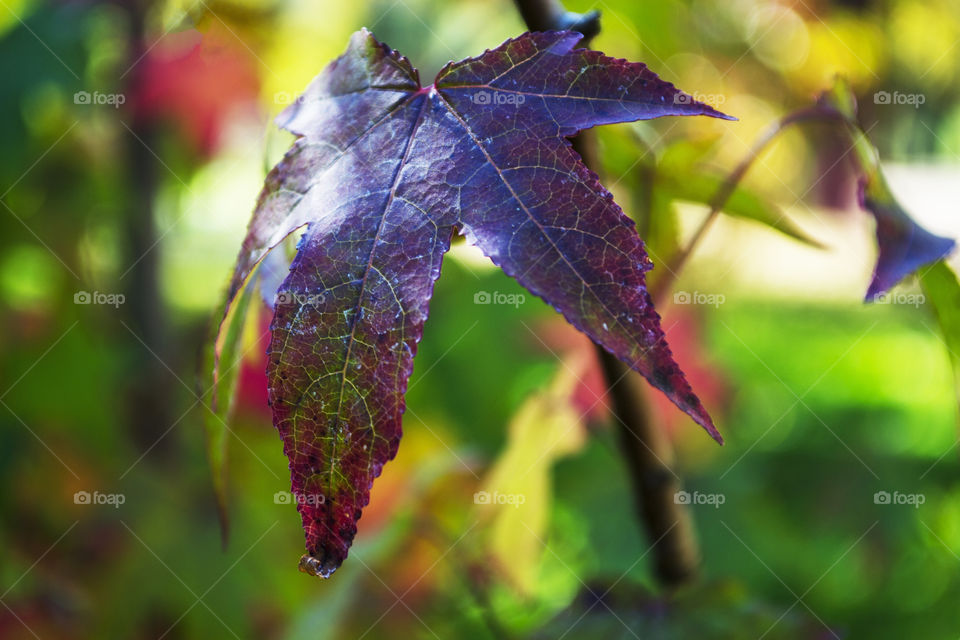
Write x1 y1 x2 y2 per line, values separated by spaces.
2 0 960 638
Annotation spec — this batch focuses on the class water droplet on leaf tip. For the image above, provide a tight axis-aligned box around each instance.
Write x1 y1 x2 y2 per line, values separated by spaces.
298 553 337 578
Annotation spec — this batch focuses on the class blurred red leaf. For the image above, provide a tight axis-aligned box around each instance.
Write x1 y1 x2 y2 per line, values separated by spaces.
131 25 259 154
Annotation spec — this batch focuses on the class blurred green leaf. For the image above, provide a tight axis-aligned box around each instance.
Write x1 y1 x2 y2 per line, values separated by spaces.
533 581 835 639
920 260 960 412
201 270 258 544
658 140 823 247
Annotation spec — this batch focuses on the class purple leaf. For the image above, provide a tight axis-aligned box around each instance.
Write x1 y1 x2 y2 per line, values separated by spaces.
817 78 955 300
860 177 955 300
217 29 731 577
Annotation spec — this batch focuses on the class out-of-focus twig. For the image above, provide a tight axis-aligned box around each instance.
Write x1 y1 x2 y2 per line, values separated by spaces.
513 0 702 588
651 105 845 305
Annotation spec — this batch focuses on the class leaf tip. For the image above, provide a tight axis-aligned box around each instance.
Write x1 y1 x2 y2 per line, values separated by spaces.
696 412 724 445
685 102 737 122
217 514 230 551
709 427 725 446
212 485 231 549
698 104 737 122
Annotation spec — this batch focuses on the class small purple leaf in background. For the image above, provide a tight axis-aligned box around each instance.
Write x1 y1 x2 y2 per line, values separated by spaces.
860 177 955 300
215 29 732 577
818 79 955 300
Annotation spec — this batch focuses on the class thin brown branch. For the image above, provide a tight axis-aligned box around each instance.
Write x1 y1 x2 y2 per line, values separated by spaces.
651 105 846 305
514 0 700 589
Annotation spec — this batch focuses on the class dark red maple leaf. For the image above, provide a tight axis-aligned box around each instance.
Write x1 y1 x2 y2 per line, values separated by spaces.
215 28 733 577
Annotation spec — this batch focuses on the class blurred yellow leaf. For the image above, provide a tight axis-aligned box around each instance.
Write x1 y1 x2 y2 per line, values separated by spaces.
891 0 959 84
0 0 32 37
475 357 588 593
790 14 885 93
